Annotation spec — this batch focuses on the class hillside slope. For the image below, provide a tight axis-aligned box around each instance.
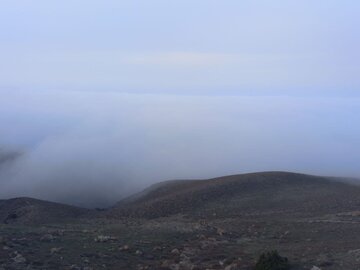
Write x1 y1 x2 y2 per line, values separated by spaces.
0 197 91 224
111 171 360 218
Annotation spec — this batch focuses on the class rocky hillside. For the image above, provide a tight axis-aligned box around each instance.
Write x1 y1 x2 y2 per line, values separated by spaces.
2 172 360 223
111 171 360 218
0 197 91 224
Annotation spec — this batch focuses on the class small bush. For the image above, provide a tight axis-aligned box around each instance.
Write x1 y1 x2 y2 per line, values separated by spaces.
254 250 290 270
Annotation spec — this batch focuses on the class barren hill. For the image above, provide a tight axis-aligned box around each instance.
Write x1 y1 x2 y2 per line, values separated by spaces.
112 171 360 218
0 197 91 224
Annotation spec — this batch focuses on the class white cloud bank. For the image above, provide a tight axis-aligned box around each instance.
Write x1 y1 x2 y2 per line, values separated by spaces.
0 90 359 207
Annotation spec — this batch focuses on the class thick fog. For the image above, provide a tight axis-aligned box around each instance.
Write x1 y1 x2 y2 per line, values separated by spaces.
0 90 359 207
1 1 360 207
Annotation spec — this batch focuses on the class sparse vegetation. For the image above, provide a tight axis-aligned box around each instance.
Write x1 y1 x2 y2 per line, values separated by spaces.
1 172 360 269
254 250 290 270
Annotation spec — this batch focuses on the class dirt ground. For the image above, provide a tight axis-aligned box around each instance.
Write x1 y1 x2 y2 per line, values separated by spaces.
1 212 360 270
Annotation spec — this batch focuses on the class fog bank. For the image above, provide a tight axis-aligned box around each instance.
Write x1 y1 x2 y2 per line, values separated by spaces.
0 90 359 207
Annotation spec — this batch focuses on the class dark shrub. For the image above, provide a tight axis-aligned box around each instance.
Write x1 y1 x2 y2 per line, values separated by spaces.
254 250 290 270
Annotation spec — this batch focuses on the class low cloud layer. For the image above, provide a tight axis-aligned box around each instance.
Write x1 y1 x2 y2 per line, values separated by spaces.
0 90 359 207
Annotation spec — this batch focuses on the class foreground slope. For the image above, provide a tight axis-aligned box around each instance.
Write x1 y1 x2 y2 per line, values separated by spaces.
112 171 360 218
0 197 90 224
2 172 360 269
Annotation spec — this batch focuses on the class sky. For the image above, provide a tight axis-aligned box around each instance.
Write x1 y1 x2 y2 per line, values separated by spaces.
0 1 359 207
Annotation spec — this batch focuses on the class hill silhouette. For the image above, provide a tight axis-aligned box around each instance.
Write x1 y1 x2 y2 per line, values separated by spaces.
0 197 90 224
111 171 360 218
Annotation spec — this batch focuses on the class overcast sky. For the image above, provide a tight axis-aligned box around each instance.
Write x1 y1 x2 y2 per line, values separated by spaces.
0 1 359 207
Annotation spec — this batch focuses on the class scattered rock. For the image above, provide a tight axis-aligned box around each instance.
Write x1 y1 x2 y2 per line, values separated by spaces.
161 260 172 268
316 253 333 267
171 248 180 255
153 246 162 251
12 253 26 264
40 234 55 242
50 247 63 254
348 249 360 255
119 245 130 251
135 250 143 256
311 266 321 270
224 263 239 270
94 235 117 242
178 256 195 270
217 227 225 236
169 264 180 270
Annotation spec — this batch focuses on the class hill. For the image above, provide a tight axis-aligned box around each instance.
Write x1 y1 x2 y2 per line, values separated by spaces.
111 171 360 218
0 197 91 224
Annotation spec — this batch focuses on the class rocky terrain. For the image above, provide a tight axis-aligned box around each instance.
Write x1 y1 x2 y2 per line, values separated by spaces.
1 172 360 269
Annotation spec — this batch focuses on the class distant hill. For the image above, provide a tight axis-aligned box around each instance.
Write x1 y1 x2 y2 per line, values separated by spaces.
0 197 91 224
111 171 360 218
2 172 360 223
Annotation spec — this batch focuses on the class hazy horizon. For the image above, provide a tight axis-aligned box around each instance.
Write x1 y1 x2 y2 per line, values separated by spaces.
1 1 359 207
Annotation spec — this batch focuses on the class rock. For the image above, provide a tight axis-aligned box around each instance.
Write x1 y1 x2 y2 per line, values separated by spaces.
224 263 239 270
119 245 130 251
171 248 180 255
40 234 55 242
50 247 63 254
161 260 172 268
12 253 26 264
348 249 360 255
316 253 333 267
311 266 321 270
200 240 216 250
69 265 81 270
169 264 180 270
135 250 143 256
179 257 195 270
153 246 162 251
217 227 225 236
94 235 117 242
